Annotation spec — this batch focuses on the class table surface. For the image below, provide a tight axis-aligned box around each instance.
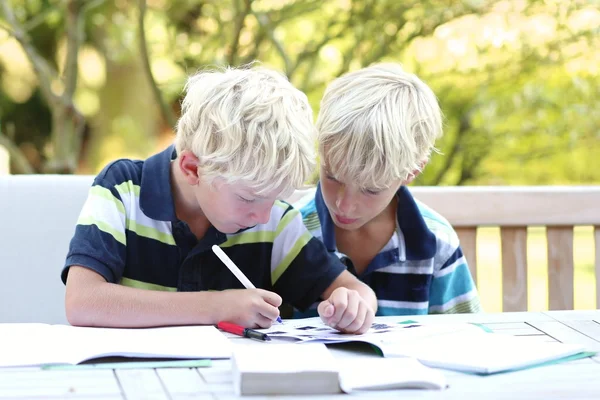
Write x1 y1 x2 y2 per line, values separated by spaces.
1 310 599 400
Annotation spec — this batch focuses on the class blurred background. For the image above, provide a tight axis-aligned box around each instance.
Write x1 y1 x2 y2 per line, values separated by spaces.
0 0 598 311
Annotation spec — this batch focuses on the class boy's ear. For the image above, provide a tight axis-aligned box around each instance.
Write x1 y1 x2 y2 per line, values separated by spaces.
178 150 201 185
403 160 428 185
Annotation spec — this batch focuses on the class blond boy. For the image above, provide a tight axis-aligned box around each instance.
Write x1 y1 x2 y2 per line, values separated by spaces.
63 66 376 332
299 63 481 316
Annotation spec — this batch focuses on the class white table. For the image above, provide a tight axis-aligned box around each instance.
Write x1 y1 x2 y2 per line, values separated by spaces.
0 311 599 399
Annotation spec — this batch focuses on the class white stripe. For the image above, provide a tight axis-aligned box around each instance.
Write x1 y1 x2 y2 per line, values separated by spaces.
118 192 172 236
78 191 125 232
378 299 429 310
428 289 478 313
377 263 433 275
434 255 467 278
271 212 306 274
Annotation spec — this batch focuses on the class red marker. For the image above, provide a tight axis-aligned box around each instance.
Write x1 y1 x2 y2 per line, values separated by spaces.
217 321 271 341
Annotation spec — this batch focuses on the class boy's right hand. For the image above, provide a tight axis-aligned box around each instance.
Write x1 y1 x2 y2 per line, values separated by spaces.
216 289 282 328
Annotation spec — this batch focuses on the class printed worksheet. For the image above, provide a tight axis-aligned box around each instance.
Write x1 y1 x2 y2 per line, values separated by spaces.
260 317 464 344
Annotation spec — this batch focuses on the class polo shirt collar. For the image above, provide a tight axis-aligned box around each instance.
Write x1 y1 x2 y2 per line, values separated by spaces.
315 183 437 260
140 145 178 221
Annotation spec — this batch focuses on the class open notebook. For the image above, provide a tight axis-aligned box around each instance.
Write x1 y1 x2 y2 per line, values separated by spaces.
232 342 447 395
0 323 232 368
259 318 589 374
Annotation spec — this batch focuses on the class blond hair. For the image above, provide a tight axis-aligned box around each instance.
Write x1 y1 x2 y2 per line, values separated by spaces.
175 65 316 196
317 63 442 190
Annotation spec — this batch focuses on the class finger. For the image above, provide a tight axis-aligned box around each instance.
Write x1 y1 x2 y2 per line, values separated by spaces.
254 313 274 329
317 300 335 321
258 289 283 307
256 302 281 322
342 302 368 334
336 293 361 331
356 304 375 334
327 290 348 327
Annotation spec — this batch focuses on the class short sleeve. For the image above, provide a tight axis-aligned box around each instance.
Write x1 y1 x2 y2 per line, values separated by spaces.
62 177 127 284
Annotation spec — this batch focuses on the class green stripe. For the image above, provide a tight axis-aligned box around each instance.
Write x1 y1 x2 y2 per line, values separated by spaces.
470 323 493 333
303 213 320 230
305 220 321 231
120 277 177 292
89 186 126 215
114 180 141 197
431 298 482 314
77 216 126 245
271 231 312 284
275 208 300 237
274 200 289 211
220 230 276 247
127 220 176 245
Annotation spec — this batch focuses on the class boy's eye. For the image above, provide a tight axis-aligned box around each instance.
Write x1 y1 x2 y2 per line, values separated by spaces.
325 174 339 183
238 195 255 203
363 188 381 196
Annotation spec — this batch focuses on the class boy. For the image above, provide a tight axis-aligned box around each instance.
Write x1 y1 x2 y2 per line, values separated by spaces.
63 66 377 333
298 63 481 316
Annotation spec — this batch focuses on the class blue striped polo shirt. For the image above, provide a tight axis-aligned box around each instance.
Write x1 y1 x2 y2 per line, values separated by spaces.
296 184 481 316
62 146 346 311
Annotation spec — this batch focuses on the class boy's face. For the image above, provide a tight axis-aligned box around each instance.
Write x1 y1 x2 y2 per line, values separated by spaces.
177 150 281 234
195 178 279 233
320 164 402 231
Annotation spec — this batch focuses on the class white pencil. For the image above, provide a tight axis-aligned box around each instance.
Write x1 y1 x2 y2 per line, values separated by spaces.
211 245 283 323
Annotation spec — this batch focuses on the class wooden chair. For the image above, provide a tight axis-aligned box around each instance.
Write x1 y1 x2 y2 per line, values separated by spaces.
411 186 600 311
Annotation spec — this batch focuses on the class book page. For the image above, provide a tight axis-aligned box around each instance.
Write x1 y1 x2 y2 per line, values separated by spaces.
56 325 232 364
261 318 483 345
0 324 232 368
261 318 417 342
0 324 69 367
339 357 448 392
390 330 586 374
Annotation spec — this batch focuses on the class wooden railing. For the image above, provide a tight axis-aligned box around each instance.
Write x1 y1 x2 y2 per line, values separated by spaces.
411 186 600 311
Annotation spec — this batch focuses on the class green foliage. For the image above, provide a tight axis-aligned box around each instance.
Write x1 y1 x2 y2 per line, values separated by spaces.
0 0 598 182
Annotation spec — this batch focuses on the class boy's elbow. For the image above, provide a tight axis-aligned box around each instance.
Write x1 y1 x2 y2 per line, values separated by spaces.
65 286 104 327
65 290 90 326
64 266 107 326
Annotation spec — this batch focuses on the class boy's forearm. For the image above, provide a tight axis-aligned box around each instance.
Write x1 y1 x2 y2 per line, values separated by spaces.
66 278 222 328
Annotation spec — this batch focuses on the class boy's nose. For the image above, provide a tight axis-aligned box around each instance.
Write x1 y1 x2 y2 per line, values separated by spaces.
335 190 356 215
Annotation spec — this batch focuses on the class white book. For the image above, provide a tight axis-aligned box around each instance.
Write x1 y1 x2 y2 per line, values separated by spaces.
0 323 232 368
260 318 587 374
231 343 447 396
232 343 341 396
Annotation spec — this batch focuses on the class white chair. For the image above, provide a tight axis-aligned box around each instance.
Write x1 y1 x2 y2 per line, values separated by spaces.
0 175 93 324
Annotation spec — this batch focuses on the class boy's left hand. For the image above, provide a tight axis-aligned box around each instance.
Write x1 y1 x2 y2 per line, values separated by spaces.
317 287 375 334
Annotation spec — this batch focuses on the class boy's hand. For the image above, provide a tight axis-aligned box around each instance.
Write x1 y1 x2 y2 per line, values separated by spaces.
217 289 282 329
317 287 375 334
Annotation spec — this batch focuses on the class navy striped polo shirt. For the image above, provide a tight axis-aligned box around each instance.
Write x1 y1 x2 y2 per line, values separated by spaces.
62 145 345 311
